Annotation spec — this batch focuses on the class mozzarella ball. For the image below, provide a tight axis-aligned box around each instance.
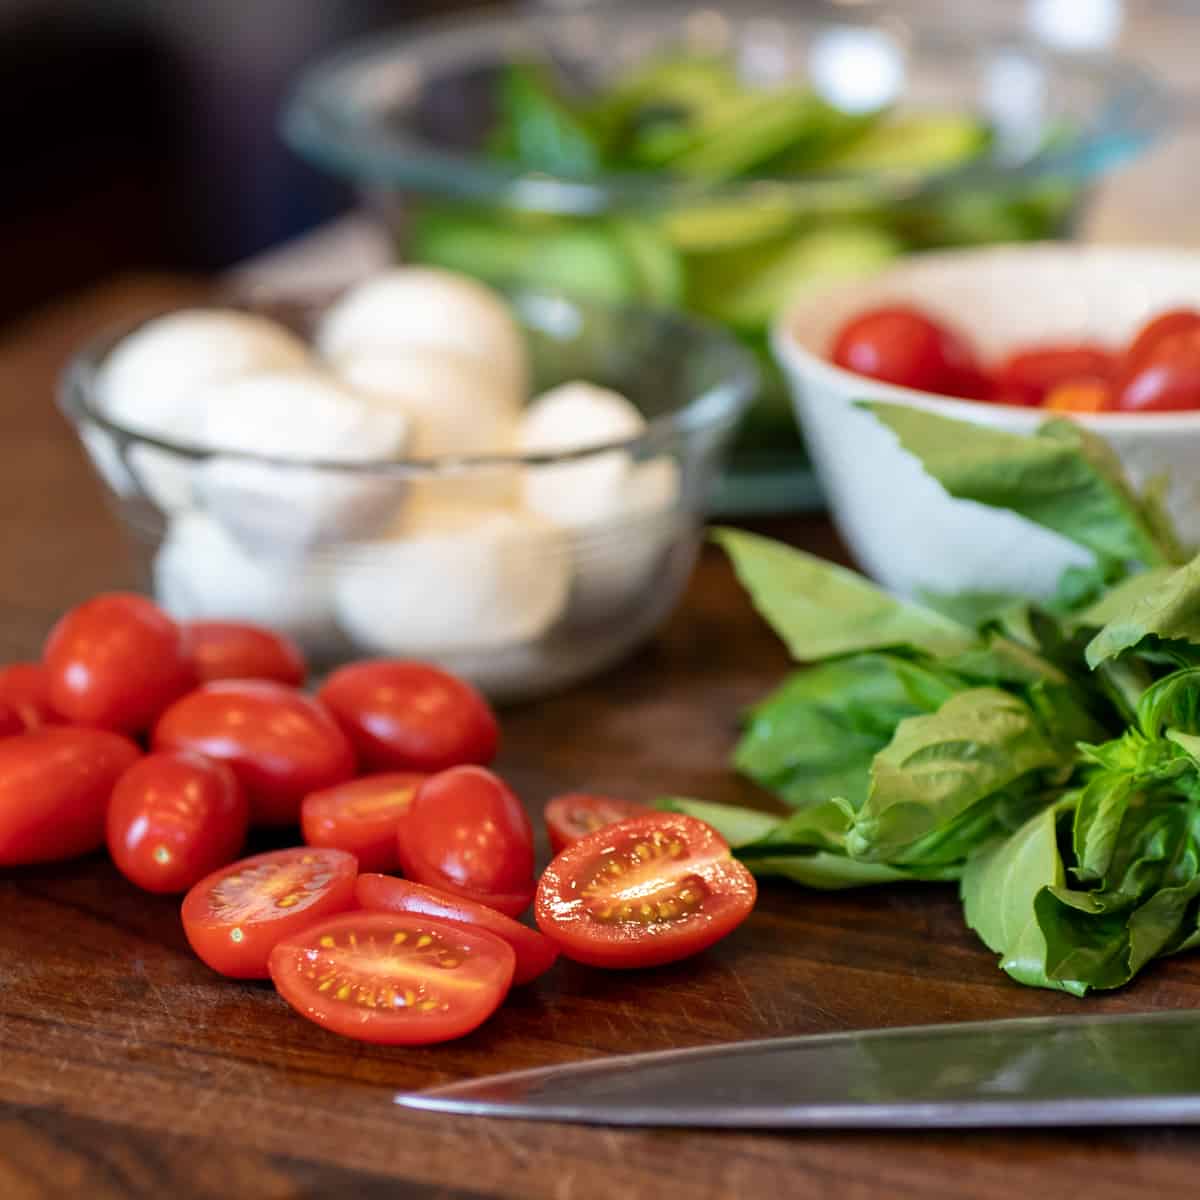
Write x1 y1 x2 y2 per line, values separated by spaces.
566 457 682 625
316 268 527 399
154 512 341 650
336 348 517 459
518 382 646 526
334 497 570 657
100 309 309 442
197 368 410 555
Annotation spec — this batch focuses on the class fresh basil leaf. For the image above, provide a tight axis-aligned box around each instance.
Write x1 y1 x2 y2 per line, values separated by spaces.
713 527 974 661
865 404 1177 570
1085 555 1200 668
746 853 921 889
734 653 962 810
961 798 1085 995
1137 666 1200 738
1069 566 1177 631
848 688 1068 861
1071 772 1135 882
916 589 1025 631
653 796 782 846
495 64 604 175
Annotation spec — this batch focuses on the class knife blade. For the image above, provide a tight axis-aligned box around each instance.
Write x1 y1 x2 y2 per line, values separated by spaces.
396 1012 1200 1128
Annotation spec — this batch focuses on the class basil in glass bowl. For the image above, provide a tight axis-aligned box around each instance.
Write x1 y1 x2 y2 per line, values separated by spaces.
282 0 1166 513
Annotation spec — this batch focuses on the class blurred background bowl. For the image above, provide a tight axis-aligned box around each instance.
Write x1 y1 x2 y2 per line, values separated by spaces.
774 242 1200 600
281 0 1167 514
60 287 755 701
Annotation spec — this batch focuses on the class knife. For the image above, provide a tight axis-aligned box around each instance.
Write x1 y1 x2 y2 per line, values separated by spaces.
396 1012 1200 1128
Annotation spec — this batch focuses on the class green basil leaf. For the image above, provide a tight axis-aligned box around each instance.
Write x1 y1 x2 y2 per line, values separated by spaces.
849 688 1068 861
864 404 1177 570
734 653 962 811
961 798 1085 995
713 527 974 661
1069 566 1177 631
653 796 782 846
1085 556 1200 668
496 64 604 175
1137 666 1200 738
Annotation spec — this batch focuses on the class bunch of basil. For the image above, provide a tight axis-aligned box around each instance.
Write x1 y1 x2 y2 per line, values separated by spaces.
662 403 1200 995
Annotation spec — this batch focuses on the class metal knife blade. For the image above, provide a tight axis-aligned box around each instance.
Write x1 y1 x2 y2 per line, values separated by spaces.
396 1012 1200 1128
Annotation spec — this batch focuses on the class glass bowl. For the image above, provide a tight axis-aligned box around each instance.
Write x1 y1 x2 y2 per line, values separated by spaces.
281 0 1167 510
60 288 755 702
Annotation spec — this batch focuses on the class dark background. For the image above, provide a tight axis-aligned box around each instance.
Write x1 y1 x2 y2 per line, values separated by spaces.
0 0 489 327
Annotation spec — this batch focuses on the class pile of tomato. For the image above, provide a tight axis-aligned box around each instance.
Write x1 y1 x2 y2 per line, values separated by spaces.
0 594 756 1045
829 304 1200 413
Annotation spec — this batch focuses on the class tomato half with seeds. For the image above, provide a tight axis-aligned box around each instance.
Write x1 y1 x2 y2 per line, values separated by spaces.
301 772 426 873
0 662 60 730
43 593 194 733
269 911 515 1045
0 727 141 865
317 660 499 773
181 847 358 978
544 793 652 854
397 767 535 918
107 751 249 894
356 874 558 985
154 681 356 826
535 813 757 969
182 621 307 687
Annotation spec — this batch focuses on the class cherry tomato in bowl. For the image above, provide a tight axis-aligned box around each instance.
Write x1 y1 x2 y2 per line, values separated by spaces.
301 772 426 873
0 727 140 865
356 873 558 985
107 751 249 894
43 593 194 733
182 621 307 686
181 846 358 978
1123 308 1200 374
397 767 535 918
0 662 60 730
1117 330 1200 413
317 660 498 773
829 305 981 395
269 910 515 1045
154 681 356 826
544 793 652 854
535 813 756 969
1043 377 1115 414
992 344 1115 408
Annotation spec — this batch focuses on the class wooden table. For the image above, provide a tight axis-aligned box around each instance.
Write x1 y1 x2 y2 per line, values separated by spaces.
3 278 1200 1200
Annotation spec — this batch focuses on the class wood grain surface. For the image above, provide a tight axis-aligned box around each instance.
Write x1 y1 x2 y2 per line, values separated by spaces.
2 277 1199 1199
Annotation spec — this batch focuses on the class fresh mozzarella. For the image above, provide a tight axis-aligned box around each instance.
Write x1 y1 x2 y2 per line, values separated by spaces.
516 382 682 623
566 457 681 624
336 348 517 459
334 497 570 656
316 267 526 399
154 512 341 649
517 382 646 525
98 309 309 509
197 368 410 555
100 309 309 442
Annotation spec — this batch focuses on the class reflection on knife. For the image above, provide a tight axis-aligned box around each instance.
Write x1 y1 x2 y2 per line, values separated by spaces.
396 1012 1200 1128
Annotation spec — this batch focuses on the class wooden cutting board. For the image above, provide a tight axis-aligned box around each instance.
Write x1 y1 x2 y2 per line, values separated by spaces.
2 277 1198 1200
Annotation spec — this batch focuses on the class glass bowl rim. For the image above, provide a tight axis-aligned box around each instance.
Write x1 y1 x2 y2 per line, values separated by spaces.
280 0 1171 214
59 286 759 477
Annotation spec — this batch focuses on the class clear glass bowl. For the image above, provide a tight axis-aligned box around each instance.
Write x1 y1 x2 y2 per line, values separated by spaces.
281 0 1167 508
59 289 755 702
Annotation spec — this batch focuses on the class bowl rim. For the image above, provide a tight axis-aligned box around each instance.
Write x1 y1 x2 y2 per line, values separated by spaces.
59 286 758 476
772 240 1200 434
280 0 1169 214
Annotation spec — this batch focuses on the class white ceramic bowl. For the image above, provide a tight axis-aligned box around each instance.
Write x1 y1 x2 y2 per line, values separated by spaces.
774 244 1200 599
